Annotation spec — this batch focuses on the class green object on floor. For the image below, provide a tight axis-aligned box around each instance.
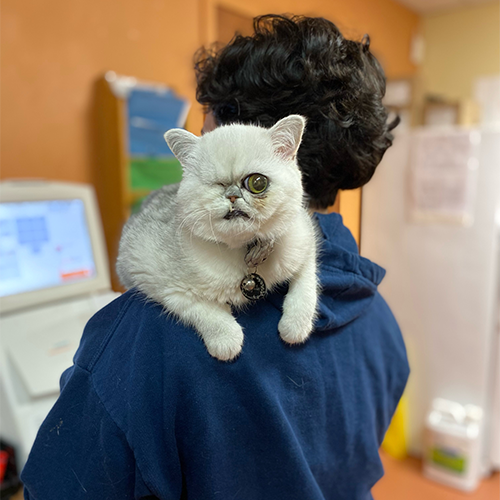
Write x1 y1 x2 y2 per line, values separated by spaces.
431 447 466 473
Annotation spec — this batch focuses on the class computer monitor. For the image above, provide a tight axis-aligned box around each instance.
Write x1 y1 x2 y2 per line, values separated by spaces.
0 181 111 314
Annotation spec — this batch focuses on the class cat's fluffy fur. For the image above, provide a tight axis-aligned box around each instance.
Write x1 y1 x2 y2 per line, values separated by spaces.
116 115 319 361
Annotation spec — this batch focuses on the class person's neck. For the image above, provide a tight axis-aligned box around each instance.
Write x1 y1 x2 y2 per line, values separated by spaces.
309 206 330 215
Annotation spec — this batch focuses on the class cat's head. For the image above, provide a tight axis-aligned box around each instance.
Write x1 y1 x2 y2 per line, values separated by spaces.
164 115 306 248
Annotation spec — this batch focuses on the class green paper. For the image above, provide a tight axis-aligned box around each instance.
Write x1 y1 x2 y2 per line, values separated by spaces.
130 157 183 190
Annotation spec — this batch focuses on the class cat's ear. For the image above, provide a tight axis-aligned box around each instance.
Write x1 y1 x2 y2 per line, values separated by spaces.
164 129 199 165
269 115 306 161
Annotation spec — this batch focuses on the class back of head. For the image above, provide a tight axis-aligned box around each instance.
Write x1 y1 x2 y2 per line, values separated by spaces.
195 14 398 209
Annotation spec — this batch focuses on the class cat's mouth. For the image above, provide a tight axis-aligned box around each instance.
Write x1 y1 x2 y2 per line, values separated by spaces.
224 209 250 220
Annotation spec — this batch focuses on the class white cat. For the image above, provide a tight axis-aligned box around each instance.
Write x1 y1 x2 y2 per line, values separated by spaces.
116 115 319 361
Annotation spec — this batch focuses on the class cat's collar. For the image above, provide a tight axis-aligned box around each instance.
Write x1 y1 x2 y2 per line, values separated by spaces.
244 238 275 269
240 239 274 301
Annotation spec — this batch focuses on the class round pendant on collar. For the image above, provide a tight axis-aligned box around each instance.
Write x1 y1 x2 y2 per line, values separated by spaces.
240 273 267 301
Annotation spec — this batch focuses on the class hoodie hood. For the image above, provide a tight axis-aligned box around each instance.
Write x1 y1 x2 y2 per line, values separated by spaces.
314 212 386 331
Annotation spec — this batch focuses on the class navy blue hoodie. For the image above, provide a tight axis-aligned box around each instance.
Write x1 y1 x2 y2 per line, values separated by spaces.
22 213 409 499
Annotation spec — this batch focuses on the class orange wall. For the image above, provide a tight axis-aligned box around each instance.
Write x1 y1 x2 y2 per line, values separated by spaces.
1 0 201 183
205 0 419 79
1 0 419 185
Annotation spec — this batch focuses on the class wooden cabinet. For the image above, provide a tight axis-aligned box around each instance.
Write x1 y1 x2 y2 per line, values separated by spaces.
94 73 189 290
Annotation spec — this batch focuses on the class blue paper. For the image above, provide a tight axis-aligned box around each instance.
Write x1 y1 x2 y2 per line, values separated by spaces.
127 88 189 157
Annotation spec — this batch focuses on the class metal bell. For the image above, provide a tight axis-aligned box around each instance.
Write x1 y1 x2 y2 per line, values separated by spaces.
240 273 266 301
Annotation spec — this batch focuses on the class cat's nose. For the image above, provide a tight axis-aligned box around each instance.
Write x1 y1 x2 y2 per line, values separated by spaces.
225 186 242 203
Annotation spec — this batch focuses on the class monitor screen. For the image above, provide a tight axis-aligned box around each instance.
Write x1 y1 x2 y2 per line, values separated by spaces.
0 199 96 297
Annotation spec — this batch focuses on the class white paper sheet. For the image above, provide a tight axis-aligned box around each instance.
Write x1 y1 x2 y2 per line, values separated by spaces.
409 129 481 225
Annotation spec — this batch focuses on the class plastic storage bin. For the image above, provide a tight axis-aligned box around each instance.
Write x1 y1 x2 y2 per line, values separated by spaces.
423 398 483 492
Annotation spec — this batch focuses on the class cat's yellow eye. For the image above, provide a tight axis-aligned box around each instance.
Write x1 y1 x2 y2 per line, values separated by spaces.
244 174 268 194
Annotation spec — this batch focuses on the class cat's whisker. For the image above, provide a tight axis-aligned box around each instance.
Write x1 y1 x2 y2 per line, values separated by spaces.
188 210 208 248
177 210 206 257
208 211 222 253
177 212 196 240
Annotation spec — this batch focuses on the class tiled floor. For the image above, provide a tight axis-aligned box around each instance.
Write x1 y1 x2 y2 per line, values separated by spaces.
374 451 500 500
12 452 499 499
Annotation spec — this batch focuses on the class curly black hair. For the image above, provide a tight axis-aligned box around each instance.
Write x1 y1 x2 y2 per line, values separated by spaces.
194 14 398 209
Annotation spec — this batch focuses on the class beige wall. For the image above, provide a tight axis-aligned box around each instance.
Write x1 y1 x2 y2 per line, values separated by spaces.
416 1 499 116
1 0 419 185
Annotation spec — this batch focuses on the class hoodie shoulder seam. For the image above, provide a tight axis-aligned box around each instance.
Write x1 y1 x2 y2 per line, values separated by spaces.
320 263 379 290
85 294 135 372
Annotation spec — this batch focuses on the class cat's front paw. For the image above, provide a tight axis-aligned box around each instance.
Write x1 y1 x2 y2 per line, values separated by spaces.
278 313 313 345
203 325 244 362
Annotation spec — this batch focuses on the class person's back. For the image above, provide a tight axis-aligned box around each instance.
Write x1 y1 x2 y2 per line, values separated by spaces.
22 213 407 499
21 14 409 499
